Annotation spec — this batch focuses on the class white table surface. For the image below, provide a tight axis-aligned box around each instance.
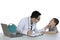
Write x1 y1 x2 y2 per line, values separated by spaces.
0 33 60 40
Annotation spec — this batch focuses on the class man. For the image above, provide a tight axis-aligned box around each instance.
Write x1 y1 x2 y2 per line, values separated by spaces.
17 11 41 36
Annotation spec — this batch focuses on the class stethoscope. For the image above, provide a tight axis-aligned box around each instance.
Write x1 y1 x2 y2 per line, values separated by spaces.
28 17 35 31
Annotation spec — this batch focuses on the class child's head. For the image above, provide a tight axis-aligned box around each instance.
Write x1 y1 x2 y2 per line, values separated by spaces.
49 18 59 27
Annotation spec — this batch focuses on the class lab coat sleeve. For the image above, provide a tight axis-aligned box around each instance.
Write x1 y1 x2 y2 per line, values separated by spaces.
17 19 25 34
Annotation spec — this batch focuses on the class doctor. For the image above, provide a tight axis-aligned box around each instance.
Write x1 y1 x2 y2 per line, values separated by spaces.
17 11 41 36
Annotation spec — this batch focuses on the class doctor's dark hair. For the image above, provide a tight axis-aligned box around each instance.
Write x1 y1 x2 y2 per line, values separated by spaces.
53 18 59 26
31 11 41 19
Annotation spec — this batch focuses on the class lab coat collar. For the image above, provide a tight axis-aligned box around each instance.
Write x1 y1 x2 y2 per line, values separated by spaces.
28 17 31 26
28 17 36 26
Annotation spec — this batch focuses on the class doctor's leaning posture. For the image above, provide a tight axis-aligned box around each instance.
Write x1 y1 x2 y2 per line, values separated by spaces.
17 11 41 36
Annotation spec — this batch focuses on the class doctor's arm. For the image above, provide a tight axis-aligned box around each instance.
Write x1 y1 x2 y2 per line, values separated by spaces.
17 20 24 34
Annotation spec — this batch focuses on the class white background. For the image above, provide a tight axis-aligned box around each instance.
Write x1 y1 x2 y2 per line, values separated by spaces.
0 0 60 33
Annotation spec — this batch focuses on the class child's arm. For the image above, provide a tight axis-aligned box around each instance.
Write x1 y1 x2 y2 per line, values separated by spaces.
41 31 58 34
44 24 50 30
40 25 50 34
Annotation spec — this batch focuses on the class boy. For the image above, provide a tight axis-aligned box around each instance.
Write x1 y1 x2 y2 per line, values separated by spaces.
41 18 59 34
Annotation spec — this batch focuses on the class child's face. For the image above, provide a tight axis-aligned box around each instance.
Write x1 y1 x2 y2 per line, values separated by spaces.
49 19 56 27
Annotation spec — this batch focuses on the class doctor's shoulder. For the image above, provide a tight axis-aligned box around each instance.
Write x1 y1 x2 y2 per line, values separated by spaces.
19 17 29 23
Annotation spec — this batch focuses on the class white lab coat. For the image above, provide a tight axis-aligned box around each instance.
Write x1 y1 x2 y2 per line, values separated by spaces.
17 17 38 35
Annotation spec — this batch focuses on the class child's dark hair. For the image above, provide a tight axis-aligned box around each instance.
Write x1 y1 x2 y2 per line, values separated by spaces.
31 10 41 19
53 18 59 26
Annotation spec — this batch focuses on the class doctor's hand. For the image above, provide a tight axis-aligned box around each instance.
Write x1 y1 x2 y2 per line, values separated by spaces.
27 30 32 36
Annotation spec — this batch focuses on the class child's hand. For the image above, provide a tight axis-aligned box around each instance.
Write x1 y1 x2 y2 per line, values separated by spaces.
47 24 51 27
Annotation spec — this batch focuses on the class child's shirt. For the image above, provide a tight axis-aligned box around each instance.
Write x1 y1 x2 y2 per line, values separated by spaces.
49 26 58 33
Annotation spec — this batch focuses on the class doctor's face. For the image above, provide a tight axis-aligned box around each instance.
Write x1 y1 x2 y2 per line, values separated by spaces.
33 16 40 23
